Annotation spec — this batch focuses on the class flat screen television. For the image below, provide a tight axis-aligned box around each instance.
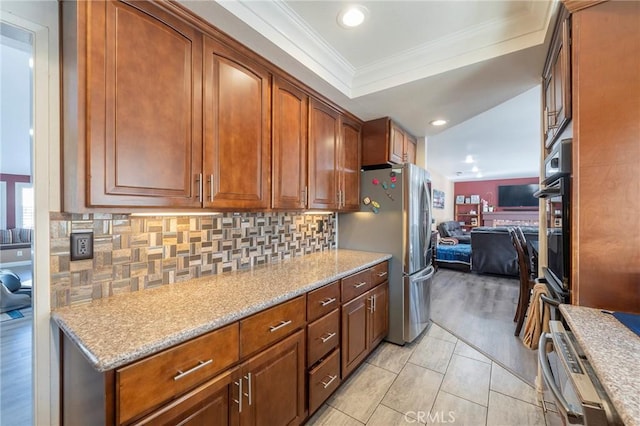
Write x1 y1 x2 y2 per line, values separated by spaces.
498 184 539 207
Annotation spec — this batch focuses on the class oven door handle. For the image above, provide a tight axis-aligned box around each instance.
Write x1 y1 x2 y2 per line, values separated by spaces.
538 333 584 422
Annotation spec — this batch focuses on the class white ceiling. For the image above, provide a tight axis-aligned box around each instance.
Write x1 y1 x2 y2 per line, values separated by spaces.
179 0 559 180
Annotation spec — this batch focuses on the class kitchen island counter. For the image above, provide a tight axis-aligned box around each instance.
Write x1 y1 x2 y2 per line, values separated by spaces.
52 249 390 372
560 305 640 426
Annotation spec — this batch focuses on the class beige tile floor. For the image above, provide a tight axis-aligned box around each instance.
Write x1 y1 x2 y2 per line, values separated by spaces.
308 324 562 426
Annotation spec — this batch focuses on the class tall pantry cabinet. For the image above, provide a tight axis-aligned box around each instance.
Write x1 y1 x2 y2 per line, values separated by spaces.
566 0 640 312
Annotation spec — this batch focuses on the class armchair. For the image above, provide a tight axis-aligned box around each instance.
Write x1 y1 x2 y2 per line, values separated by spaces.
437 221 471 244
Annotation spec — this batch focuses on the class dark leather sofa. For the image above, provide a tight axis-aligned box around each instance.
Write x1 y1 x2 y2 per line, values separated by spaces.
437 221 471 244
471 226 538 276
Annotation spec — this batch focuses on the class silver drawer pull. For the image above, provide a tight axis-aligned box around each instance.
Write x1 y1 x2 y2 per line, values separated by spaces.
174 359 213 381
376 271 387 277
353 282 367 289
321 375 337 389
320 332 336 343
269 320 292 332
320 297 336 307
233 377 243 412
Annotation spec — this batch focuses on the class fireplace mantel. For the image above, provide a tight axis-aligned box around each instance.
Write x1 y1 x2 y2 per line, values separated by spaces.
482 211 539 227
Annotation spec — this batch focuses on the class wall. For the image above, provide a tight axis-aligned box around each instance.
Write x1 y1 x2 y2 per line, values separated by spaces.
429 168 454 227
0 173 31 229
0 39 32 176
454 177 539 211
49 211 336 309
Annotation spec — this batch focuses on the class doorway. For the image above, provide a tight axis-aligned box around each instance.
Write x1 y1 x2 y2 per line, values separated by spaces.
1 1 60 424
0 21 34 426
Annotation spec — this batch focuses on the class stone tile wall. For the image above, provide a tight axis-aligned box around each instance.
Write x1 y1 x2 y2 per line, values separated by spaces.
49 212 336 308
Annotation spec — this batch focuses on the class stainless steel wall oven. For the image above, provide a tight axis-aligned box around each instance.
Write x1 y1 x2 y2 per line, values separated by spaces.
535 138 572 304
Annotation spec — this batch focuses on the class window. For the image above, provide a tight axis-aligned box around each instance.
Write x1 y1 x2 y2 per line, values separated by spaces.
0 182 6 229
15 182 33 229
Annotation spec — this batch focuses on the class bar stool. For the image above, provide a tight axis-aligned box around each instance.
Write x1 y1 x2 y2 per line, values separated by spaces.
508 228 535 336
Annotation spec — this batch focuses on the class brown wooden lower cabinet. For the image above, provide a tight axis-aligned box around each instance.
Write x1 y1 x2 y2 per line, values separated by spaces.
341 281 389 378
60 262 390 426
233 329 306 426
308 349 341 414
134 367 237 426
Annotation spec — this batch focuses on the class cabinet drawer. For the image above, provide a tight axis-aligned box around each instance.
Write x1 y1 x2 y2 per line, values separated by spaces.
116 323 239 425
307 309 340 367
308 349 341 415
240 296 306 358
371 261 388 286
307 281 340 322
341 268 372 303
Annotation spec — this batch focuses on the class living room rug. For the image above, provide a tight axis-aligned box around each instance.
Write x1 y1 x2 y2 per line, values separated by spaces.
430 268 538 386
0 307 30 322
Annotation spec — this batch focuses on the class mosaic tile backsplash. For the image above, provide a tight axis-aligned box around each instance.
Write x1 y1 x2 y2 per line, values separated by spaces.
49 212 336 309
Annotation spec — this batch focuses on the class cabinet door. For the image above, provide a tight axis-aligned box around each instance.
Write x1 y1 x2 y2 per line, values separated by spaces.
203 36 271 210
85 1 203 207
238 330 305 426
405 135 417 165
308 99 339 210
369 282 389 349
272 77 308 210
133 368 237 426
389 122 405 164
341 292 369 378
339 115 361 211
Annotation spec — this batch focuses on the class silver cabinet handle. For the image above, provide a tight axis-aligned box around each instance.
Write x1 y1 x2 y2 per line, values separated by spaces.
196 173 203 203
208 174 214 202
320 332 336 343
353 282 367 289
321 375 337 389
269 320 292 332
368 296 375 313
244 372 252 406
302 186 308 206
320 297 336 307
377 272 387 278
174 359 212 381
233 376 243 413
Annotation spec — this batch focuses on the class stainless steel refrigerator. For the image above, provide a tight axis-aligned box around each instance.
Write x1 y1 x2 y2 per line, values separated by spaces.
339 163 434 345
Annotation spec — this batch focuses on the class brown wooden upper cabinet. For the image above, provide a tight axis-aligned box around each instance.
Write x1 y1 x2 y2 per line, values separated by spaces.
340 115 362 211
62 0 359 213
272 77 309 210
361 117 417 167
543 5 571 149
308 99 362 211
203 36 271 210
62 0 204 209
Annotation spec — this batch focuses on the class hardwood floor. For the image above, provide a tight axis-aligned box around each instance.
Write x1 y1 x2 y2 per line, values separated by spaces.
0 310 33 426
430 268 538 386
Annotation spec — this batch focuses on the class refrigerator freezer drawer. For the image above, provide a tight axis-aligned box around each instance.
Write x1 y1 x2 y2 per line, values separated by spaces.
403 266 434 342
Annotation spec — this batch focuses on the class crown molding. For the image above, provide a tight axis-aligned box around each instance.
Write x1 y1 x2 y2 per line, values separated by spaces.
215 0 554 99
214 0 355 97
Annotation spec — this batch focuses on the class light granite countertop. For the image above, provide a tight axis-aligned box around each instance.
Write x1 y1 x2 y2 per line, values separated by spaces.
560 304 640 426
52 249 391 372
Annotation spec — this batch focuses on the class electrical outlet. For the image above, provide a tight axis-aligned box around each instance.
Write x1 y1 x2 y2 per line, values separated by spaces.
70 232 94 261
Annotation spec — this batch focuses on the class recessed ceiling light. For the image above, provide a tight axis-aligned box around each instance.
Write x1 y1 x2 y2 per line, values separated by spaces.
471 166 479 173
465 155 474 164
429 119 447 126
338 5 368 28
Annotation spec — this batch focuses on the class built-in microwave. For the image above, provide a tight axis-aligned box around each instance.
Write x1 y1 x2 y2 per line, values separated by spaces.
544 138 572 184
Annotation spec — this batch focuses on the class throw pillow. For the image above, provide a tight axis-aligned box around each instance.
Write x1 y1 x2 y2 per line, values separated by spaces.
0 230 11 244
